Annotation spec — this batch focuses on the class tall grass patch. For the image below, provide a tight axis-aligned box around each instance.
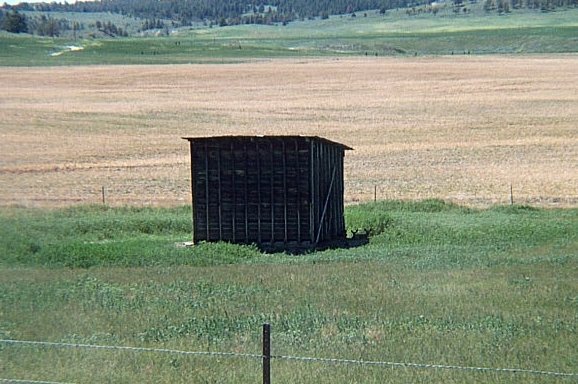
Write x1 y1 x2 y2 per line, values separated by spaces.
340 200 577 270
0 205 261 268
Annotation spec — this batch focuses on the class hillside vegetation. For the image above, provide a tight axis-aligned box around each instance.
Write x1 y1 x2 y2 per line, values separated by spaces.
4 0 577 30
1 5 577 65
1 201 577 382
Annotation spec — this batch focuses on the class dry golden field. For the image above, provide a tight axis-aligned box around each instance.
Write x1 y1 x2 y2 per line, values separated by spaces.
1 55 576 208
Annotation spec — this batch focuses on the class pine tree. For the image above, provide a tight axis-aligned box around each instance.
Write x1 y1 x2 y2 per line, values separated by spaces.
1 10 27 33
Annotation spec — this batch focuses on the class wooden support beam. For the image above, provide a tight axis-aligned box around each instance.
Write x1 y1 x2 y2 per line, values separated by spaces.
244 141 249 243
231 142 236 243
309 139 315 243
189 142 196 243
204 141 210 241
282 140 288 244
217 144 222 241
295 139 301 244
256 141 262 245
270 140 275 244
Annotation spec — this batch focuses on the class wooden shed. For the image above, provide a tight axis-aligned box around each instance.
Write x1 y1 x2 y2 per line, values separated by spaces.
183 135 352 250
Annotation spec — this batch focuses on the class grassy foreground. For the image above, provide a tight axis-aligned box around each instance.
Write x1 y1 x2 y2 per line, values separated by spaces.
0 200 576 383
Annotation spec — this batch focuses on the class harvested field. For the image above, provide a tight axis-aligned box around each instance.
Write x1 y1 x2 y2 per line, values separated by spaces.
0 56 576 207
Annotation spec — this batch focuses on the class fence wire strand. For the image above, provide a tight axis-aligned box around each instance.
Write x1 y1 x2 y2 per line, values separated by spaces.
1 339 576 379
0 339 262 360
273 354 578 378
0 379 74 384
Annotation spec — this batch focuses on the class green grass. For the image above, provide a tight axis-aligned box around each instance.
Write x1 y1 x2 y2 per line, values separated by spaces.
1 200 576 383
1 200 576 269
1 6 577 66
0 205 262 268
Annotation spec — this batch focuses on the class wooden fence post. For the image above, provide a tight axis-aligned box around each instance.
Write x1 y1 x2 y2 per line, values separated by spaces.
263 323 271 384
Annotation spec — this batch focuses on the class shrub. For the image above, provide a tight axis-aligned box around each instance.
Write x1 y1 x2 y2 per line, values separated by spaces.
345 209 392 238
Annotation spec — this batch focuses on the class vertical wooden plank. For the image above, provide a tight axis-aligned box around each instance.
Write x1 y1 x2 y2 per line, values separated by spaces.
326 144 332 238
217 144 222 241
329 145 335 238
255 139 261 244
336 147 343 237
204 141 210 241
319 140 324 243
332 146 338 238
282 140 288 244
337 147 341 236
328 145 333 237
189 140 196 243
231 141 236 243
310 139 317 244
340 148 346 236
331 146 338 237
270 140 275 244
309 139 314 244
315 141 327 243
315 166 336 245
316 140 320 243
244 141 249 243
325 143 331 240
319 142 326 240
330 145 335 238
321 141 325 241
295 138 301 244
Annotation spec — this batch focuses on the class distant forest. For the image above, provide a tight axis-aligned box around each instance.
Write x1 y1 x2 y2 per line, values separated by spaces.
0 0 578 37
2 0 577 33
5 0 417 27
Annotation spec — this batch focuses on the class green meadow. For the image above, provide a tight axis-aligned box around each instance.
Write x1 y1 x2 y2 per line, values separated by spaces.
1 6 577 66
1 201 576 383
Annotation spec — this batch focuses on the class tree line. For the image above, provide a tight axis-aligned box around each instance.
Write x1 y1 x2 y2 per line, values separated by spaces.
0 10 75 35
0 9 131 36
5 0 409 21
1 0 452 29
2 0 577 34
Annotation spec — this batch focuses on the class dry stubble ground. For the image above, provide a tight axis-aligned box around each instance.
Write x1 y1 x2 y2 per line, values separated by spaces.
0 55 576 208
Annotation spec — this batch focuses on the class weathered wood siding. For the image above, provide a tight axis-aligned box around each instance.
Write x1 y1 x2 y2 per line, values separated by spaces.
185 136 350 249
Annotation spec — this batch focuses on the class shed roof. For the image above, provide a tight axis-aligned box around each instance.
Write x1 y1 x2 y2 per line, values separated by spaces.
182 135 353 151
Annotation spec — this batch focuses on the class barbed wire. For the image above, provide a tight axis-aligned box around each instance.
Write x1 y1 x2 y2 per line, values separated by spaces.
273 354 578 378
0 379 74 384
2 339 576 379
0 339 262 360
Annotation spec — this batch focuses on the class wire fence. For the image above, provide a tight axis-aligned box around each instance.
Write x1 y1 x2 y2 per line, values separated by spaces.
1 324 577 384
0 380 76 384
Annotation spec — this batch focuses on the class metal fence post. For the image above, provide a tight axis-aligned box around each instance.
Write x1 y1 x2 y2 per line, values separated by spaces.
263 323 271 384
